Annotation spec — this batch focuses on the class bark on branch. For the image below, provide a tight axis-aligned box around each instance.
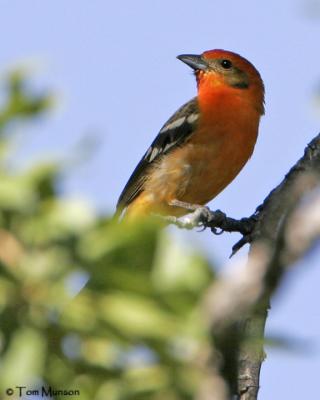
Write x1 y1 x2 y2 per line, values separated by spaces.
196 133 320 399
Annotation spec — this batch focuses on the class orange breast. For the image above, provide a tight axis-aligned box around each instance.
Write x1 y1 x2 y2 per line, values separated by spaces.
126 88 261 218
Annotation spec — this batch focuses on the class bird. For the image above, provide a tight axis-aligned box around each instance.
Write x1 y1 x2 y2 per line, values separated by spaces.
116 49 265 225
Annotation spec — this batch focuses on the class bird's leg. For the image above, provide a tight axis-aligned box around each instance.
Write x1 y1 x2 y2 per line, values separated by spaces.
167 199 212 228
168 199 202 211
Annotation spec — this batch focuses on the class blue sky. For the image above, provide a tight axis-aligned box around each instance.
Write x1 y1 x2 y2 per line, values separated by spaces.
1 1 320 398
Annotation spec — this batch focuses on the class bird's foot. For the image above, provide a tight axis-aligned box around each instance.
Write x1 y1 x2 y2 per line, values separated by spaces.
180 206 213 228
165 202 212 229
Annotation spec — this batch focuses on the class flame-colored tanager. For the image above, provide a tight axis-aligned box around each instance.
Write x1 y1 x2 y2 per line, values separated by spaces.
116 49 264 223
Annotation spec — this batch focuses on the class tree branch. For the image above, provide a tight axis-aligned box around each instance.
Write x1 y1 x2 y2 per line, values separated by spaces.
196 133 320 399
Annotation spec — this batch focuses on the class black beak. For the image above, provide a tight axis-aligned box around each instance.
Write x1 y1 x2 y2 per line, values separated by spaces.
177 54 208 71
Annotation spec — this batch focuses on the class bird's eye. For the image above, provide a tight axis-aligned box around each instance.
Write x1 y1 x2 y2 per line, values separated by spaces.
221 59 232 69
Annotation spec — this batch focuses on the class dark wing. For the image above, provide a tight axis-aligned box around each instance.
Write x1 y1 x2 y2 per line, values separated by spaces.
116 97 199 212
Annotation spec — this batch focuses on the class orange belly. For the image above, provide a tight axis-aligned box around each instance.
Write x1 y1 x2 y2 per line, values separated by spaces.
126 86 261 219
126 124 258 218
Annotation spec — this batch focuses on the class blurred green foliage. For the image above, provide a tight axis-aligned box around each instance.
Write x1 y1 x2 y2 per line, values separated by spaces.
0 70 215 400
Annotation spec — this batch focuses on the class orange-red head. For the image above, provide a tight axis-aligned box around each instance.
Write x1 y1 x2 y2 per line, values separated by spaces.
177 49 265 115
